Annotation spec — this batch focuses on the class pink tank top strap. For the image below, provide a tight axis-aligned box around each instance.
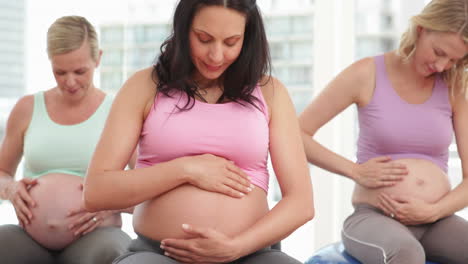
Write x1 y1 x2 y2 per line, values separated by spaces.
253 85 270 122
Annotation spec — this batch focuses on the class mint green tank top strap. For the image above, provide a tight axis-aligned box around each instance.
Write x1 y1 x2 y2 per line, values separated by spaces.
23 91 113 178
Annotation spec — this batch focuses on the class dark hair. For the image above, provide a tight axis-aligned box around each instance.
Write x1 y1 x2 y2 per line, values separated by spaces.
153 0 271 110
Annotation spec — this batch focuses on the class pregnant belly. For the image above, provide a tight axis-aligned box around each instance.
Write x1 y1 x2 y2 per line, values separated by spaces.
133 184 269 241
352 159 451 207
25 173 120 250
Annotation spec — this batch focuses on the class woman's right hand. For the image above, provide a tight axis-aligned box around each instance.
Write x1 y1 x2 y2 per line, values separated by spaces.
178 154 254 198
6 178 38 225
352 156 408 188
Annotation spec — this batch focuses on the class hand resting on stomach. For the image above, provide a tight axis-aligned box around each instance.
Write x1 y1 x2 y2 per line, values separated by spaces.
352 158 451 207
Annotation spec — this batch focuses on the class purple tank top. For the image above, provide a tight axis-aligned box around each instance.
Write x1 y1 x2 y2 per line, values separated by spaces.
356 55 453 172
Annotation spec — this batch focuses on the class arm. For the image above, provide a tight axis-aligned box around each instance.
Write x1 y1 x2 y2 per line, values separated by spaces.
0 96 38 224
299 57 407 188
116 148 139 213
83 68 188 211
84 68 252 212
298 61 361 178
430 90 468 219
119 149 137 213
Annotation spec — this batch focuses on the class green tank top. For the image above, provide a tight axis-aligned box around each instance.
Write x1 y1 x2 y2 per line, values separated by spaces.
23 91 113 178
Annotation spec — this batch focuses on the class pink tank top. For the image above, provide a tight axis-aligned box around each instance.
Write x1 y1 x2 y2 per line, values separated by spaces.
137 86 270 192
357 55 453 172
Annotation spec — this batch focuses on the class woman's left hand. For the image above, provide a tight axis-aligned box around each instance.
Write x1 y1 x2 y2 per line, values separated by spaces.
161 224 242 263
67 207 114 236
378 193 438 225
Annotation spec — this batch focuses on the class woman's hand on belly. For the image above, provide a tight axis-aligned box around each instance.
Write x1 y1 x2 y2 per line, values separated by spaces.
352 156 408 188
67 206 118 236
176 154 254 198
161 224 241 263
5 178 38 226
378 192 438 225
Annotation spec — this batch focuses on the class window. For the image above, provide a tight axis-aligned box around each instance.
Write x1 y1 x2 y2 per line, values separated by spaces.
356 37 397 59
101 71 123 93
291 16 313 34
101 26 124 44
266 17 290 36
289 66 312 85
270 42 289 61
291 41 313 61
129 47 157 69
0 0 25 98
102 48 123 67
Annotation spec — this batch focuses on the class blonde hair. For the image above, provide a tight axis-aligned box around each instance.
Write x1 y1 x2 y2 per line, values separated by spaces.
397 0 468 97
47 16 99 61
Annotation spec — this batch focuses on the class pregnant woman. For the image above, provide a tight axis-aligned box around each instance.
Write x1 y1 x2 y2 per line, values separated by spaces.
299 0 468 263
84 0 314 263
0 16 131 263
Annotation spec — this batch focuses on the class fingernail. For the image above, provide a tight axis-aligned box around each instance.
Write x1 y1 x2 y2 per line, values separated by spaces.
239 192 245 197
164 252 170 256
247 187 252 192
160 245 165 249
250 184 255 189
182 224 189 229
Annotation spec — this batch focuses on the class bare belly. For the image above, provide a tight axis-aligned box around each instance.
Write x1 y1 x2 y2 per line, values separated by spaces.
133 184 269 240
352 159 451 207
25 173 121 250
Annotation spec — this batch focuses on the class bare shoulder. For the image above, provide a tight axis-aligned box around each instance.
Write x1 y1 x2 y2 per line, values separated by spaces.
451 88 468 114
258 75 287 112
351 56 375 72
446 73 467 112
122 66 156 94
11 95 34 121
115 66 157 117
6 95 35 135
342 56 376 86
335 56 376 106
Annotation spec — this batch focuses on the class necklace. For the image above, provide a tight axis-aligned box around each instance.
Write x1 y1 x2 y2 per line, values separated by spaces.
193 80 209 102
192 80 226 103
198 87 208 96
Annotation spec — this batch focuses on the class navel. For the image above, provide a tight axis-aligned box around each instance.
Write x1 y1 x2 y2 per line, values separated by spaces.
416 178 425 186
